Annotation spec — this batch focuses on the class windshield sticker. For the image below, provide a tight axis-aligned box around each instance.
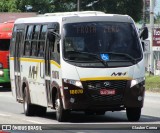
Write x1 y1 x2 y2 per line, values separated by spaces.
100 54 109 61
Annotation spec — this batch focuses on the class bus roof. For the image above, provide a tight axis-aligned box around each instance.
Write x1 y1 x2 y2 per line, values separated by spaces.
14 11 134 24
43 11 105 16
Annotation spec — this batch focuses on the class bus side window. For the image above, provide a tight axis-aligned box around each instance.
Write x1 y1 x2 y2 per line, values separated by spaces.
23 25 33 57
40 25 47 40
38 42 44 57
32 25 40 40
37 25 47 57
24 41 30 56
31 25 40 56
26 25 33 40
31 41 37 56
50 35 60 64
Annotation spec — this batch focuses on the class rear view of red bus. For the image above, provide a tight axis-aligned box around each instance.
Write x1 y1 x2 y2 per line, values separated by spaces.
0 21 14 88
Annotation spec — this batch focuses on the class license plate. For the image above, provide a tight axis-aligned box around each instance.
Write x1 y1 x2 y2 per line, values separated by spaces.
100 89 115 95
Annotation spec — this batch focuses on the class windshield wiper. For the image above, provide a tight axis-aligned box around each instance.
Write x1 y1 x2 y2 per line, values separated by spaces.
66 51 108 67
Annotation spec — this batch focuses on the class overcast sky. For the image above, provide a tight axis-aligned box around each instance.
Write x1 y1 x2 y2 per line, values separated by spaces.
155 0 160 15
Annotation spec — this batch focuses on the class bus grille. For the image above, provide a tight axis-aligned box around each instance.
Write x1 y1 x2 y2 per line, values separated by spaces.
85 80 127 103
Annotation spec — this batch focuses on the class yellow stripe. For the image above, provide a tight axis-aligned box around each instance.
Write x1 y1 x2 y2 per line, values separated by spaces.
50 60 61 68
80 76 132 81
20 58 44 63
10 57 14 60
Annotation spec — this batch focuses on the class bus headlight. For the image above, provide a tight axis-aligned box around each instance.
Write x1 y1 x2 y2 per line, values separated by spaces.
64 79 83 88
0 69 4 76
130 77 145 88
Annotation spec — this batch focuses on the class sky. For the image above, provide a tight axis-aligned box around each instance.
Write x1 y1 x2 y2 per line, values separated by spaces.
154 0 160 15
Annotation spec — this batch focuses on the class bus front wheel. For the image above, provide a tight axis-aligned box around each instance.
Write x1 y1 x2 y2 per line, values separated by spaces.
55 93 69 122
126 107 141 122
23 87 35 116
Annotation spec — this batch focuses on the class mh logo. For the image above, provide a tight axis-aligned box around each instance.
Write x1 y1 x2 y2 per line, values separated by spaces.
111 72 127 76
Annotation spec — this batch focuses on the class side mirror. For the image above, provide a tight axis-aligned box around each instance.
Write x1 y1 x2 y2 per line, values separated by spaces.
140 26 148 40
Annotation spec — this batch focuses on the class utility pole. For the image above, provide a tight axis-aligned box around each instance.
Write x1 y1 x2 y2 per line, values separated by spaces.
77 0 81 11
150 0 154 74
143 0 146 24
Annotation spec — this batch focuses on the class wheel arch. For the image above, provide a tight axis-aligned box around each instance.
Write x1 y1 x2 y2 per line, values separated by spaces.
22 77 30 103
51 81 61 109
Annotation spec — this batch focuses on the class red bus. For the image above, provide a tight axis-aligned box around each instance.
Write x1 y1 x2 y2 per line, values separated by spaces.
0 21 14 88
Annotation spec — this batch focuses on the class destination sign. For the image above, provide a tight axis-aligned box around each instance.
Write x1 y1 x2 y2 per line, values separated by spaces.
75 25 120 34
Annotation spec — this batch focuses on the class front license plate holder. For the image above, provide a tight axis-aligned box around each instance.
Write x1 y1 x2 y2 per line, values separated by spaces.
100 89 115 95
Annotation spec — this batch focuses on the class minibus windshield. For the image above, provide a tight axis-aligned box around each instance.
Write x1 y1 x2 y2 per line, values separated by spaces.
63 22 142 63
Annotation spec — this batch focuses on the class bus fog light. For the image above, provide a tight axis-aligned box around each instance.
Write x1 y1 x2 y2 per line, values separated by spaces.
138 96 143 101
70 98 75 103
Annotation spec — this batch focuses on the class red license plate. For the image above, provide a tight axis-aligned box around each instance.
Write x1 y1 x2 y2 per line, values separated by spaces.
100 89 115 95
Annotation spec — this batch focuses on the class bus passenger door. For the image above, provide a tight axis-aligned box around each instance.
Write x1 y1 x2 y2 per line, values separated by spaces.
14 30 23 101
44 33 53 107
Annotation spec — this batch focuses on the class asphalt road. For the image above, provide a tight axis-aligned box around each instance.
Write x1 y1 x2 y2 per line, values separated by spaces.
0 87 160 132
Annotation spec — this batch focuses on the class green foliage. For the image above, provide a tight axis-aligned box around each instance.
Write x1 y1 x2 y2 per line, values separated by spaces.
81 0 143 22
52 0 143 22
0 0 143 22
52 0 76 12
15 0 52 13
0 0 20 12
145 75 160 92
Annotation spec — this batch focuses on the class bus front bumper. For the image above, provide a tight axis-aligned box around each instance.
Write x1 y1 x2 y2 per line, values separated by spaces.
0 69 10 83
62 80 145 111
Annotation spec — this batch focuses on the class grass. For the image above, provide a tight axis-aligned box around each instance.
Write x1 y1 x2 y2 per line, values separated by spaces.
145 73 160 92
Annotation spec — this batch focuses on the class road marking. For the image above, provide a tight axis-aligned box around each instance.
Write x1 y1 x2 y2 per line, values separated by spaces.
0 113 11 117
24 120 45 124
144 99 160 104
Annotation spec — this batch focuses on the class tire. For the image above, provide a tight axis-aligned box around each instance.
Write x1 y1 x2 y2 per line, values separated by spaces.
55 93 69 122
23 87 35 116
126 107 141 122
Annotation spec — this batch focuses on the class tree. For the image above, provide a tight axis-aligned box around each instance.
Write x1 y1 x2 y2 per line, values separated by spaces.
52 0 143 22
0 0 20 12
15 0 53 13
0 0 143 22
79 0 143 22
52 0 76 12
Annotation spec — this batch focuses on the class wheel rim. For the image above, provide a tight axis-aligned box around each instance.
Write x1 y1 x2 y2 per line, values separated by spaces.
23 87 29 114
24 92 27 113
24 98 27 112
55 98 60 111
